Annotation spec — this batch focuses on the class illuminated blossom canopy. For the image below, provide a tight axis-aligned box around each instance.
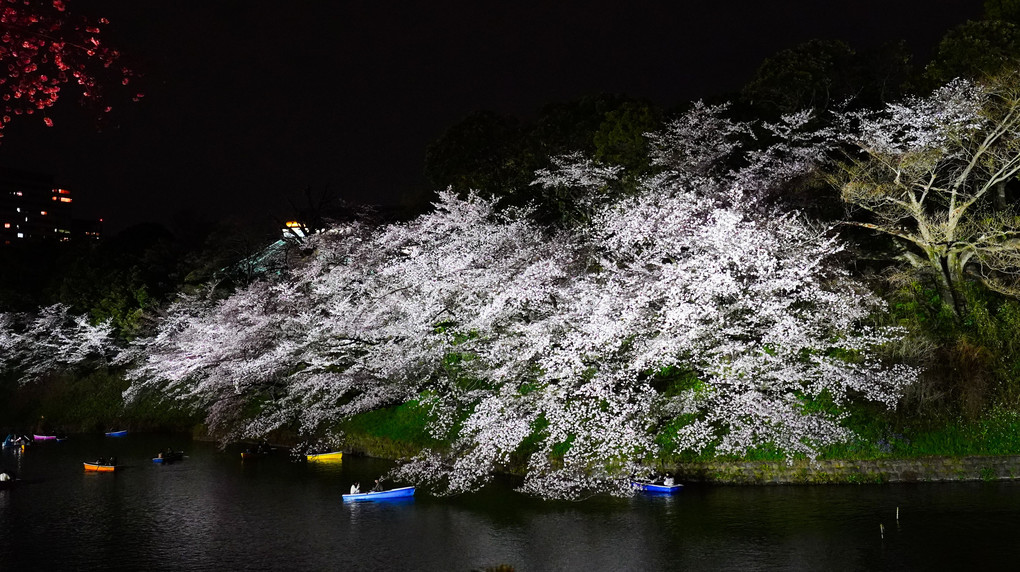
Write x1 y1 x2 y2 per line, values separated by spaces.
115 102 914 499
0 0 136 136
0 86 920 498
0 304 115 381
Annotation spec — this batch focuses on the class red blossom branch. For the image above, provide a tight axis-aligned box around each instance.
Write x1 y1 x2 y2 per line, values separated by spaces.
0 0 138 138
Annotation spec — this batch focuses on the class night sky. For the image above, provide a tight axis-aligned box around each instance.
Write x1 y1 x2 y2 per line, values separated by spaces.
0 0 984 235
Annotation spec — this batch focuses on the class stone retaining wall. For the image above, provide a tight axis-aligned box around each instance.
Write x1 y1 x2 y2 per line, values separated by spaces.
670 456 1020 485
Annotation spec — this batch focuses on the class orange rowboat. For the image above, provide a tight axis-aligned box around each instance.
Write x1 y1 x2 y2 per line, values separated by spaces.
83 462 116 472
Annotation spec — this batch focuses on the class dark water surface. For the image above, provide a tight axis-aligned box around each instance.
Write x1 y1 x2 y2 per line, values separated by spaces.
1 433 1019 571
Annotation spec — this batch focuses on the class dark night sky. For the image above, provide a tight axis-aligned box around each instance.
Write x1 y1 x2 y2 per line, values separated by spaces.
0 0 984 235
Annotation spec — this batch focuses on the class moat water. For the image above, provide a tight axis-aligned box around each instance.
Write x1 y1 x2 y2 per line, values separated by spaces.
1 433 1018 570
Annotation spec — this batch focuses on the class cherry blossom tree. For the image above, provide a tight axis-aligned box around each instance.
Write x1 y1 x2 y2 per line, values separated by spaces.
124 201 571 442
0 0 136 137
831 73 1020 314
397 105 911 498
0 304 115 381
0 311 16 357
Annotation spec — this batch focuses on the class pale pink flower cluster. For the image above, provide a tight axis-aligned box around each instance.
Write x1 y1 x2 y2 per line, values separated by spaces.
0 304 115 383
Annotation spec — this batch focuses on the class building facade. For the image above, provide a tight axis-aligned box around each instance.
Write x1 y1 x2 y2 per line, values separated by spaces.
0 168 99 245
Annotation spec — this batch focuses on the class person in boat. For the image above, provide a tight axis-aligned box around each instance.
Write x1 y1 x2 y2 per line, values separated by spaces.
371 479 383 492
350 482 360 494
663 473 675 487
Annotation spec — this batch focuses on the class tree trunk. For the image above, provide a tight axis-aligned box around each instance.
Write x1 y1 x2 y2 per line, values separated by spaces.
928 251 964 318
942 251 968 318
995 180 1008 210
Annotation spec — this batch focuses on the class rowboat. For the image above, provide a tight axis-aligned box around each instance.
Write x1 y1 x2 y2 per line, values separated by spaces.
632 479 681 493
306 451 343 462
152 451 185 464
84 461 117 472
3 435 30 447
241 443 273 460
105 430 128 437
342 486 415 502
240 449 270 460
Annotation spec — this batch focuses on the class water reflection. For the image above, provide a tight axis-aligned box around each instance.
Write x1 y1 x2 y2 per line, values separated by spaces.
4 435 1020 569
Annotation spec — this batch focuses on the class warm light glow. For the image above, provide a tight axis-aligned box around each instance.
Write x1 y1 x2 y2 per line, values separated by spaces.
3 223 9 229
56 189 71 195
40 211 47 216
59 197 72 203
283 221 307 238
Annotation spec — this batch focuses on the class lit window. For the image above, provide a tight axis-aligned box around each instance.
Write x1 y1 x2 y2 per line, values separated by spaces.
56 189 71 195
15 191 22 196
16 233 23 238
51 196 57 201
40 211 47 216
59 197 72 203
3 223 9 228
16 207 20 212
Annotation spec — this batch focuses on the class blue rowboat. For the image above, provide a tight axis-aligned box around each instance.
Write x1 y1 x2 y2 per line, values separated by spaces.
152 451 185 464
105 430 128 437
631 481 683 494
342 486 415 502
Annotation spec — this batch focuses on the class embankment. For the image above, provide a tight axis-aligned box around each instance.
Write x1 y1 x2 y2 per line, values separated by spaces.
671 456 1020 484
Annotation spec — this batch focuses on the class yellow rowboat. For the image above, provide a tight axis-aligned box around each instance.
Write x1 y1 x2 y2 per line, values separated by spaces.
306 452 343 462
